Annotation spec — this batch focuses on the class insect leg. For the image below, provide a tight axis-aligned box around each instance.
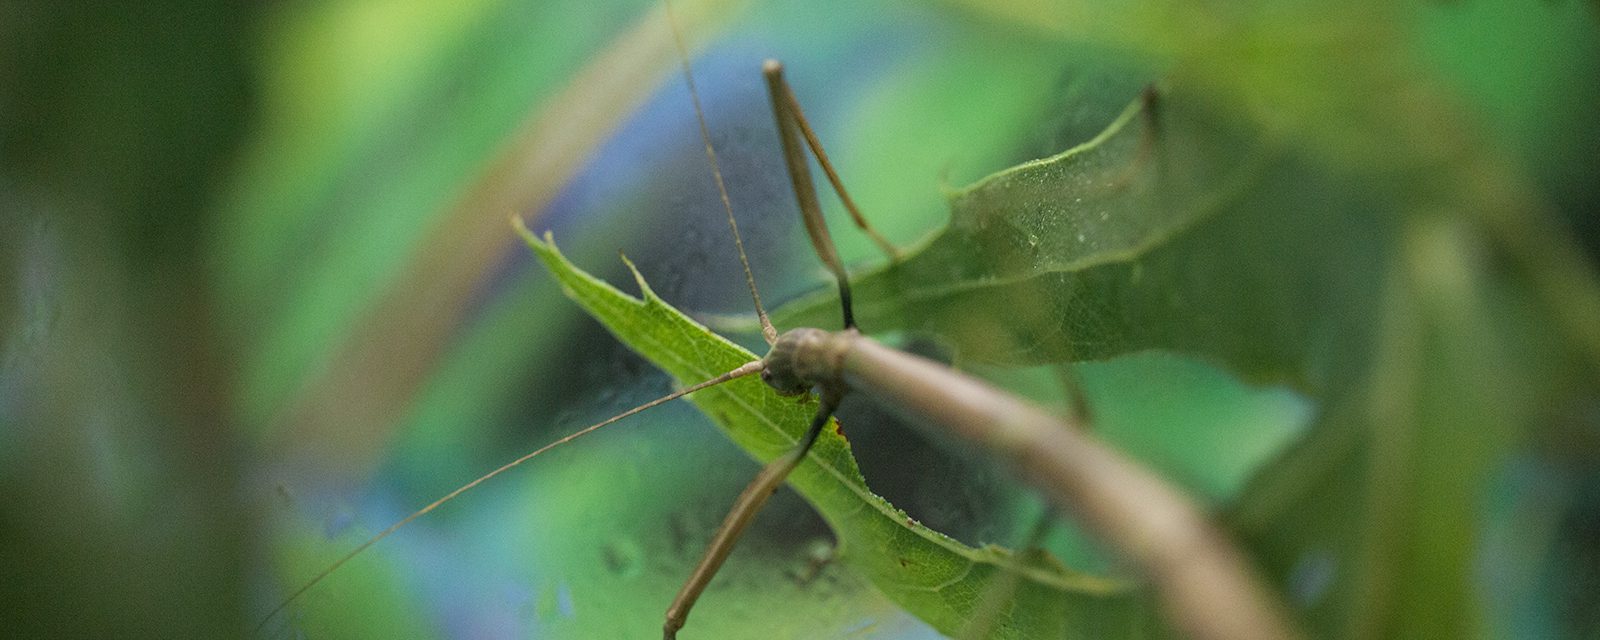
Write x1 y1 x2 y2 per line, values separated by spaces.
663 391 842 639
763 60 857 330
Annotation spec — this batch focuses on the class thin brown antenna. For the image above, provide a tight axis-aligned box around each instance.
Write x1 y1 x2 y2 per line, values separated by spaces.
255 359 764 634
662 0 779 345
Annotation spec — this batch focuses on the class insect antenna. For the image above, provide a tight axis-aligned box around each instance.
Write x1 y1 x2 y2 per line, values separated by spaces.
254 355 764 634
663 0 779 345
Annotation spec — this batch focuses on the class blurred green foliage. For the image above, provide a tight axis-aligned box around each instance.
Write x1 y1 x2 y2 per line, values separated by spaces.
1 0 1597 638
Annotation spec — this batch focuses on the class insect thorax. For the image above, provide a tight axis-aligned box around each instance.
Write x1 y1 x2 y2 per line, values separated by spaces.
760 327 858 397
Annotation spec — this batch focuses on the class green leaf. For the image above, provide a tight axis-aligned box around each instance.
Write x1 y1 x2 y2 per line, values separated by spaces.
224 0 748 444
771 88 1390 392
516 223 1157 638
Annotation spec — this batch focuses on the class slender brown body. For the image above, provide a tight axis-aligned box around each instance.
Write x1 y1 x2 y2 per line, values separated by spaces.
770 328 1300 640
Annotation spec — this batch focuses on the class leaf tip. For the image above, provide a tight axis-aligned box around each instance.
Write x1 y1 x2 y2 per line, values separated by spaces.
510 214 539 244
617 251 658 301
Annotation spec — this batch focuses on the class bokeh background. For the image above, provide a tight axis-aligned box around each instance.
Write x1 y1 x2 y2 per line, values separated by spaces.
2 0 1598 638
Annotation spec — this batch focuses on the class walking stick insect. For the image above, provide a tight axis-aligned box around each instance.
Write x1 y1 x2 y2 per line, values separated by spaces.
631 51 1299 638
260 10 1301 639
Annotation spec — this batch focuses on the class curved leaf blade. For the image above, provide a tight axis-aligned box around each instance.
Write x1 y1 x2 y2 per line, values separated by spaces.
771 89 1392 392
516 222 1152 638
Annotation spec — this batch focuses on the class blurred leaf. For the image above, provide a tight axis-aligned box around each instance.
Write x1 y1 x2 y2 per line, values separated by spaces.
1346 218 1542 638
1 1 255 636
227 0 749 460
1233 216 1574 637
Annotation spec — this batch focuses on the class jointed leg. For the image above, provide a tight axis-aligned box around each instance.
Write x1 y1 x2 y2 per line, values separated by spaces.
763 60 856 329
662 393 842 639
764 62 900 261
